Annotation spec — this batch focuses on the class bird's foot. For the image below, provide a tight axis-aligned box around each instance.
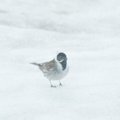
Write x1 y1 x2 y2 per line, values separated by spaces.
51 85 57 88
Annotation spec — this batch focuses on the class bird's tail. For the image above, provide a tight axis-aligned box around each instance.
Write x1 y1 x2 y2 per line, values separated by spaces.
30 62 42 67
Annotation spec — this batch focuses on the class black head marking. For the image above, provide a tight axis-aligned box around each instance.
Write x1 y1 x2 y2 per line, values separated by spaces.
57 52 67 70
57 52 67 61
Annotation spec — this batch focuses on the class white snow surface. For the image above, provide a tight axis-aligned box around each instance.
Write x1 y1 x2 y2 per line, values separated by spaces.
0 0 120 120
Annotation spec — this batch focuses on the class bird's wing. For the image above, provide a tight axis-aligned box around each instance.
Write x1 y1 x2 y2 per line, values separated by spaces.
40 59 57 73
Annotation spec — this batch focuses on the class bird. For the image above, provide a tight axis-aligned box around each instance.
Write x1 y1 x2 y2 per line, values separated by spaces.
31 52 68 87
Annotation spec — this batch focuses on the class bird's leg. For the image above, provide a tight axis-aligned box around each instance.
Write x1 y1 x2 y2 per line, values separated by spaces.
59 80 62 86
49 80 53 87
49 80 57 88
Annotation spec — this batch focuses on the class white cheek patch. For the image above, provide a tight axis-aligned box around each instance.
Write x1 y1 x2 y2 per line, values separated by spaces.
59 59 64 62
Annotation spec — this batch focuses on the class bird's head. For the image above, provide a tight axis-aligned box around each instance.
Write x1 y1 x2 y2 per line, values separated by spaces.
56 52 67 63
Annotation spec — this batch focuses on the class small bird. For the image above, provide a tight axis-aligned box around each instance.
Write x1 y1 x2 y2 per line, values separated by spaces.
31 52 68 87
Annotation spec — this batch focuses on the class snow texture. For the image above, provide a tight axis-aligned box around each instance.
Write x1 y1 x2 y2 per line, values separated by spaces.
0 0 120 120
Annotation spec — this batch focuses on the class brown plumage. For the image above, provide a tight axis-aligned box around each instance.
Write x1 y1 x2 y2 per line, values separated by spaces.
31 59 57 73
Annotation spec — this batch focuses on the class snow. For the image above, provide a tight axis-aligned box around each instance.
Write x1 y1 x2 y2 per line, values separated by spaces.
0 0 120 120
